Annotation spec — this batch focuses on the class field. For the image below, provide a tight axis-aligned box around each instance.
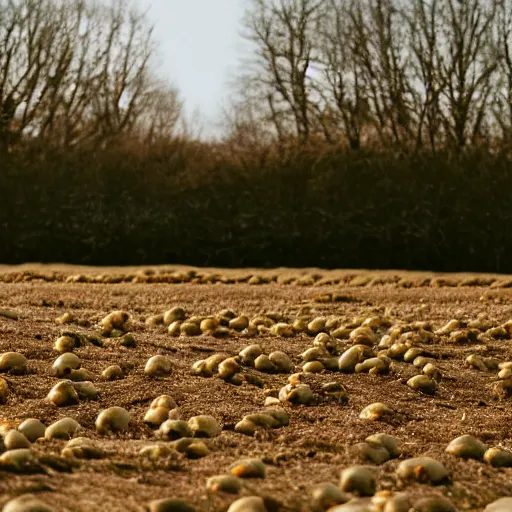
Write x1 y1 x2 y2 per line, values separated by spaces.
1 265 512 511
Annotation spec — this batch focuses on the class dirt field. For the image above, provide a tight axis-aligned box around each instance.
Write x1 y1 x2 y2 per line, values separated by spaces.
1 266 512 511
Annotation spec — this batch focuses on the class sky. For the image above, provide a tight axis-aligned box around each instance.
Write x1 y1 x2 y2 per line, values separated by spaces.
142 0 247 136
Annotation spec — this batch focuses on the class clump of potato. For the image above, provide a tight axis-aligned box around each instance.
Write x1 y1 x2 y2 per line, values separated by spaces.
396 456 449 484
227 497 266 512
407 375 437 395
101 365 124 381
163 307 186 325
229 316 249 331
313 332 337 351
422 363 442 382
239 345 263 366
359 402 395 422
301 346 328 363
188 415 221 438
144 395 178 427
351 433 400 465
62 437 104 459
18 419 46 443
339 345 373 373
0 377 8 403
100 310 131 335
51 353 81 378
145 314 164 327
229 458 266 478
45 417 81 440
321 382 349 403
309 483 349 511
350 327 377 346
218 357 241 381
158 420 192 440
235 408 289 436
270 322 294 337
145 355 173 377
484 447 512 468
169 437 210 459
0 448 38 472
148 498 196 512
96 407 131 435
200 317 218 334
47 381 80 407
3 430 31 450
0 352 28 374
192 353 230 377
254 355 277 373
55 312 75 325
192 353 244 385
206 475 244 494
465 354 489 371
241 348 294 374
279 374 316 405
339 465 376 496
355 356 390 375
73 381 98 401
2 494 54 512
435 319 460 335
54 332 81 353
485 326 509 340
493 379 512 399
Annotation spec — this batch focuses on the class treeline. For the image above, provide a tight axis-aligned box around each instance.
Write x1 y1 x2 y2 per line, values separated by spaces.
2 142 511 272
236 0 512 150
0 0 180 152
1 0 512 272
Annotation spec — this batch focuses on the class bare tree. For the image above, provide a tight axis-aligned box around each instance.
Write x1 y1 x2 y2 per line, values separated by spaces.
85 0 156 144
493 0 512 146
353 0 414 146
316 0 373 149
233 0 512 151
437 0 499 148
138 82 182 145
241 0 323 144
403 0 446 151
0 0 73 150
220 97 275 168
0 0 181 151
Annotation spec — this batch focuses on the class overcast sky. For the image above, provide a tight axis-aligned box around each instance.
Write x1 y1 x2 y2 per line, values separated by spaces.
143 0 246 135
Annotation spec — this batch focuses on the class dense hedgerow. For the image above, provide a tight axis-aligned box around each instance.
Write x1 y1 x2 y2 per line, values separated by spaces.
1 142 511 272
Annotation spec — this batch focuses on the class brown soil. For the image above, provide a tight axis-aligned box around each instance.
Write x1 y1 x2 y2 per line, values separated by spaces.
1 266 512 511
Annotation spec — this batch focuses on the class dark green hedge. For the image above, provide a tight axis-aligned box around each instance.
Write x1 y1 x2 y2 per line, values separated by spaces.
1 145 511 272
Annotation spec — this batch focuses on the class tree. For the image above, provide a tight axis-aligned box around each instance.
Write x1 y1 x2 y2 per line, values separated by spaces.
349 0 414 146
437 0 499 148
0 0 181 152
316 0 371 148
241 0 323 144
493 0 512 146
404 0 446 151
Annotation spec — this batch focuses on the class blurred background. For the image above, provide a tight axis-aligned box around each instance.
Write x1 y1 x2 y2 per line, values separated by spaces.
1 0 511 272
